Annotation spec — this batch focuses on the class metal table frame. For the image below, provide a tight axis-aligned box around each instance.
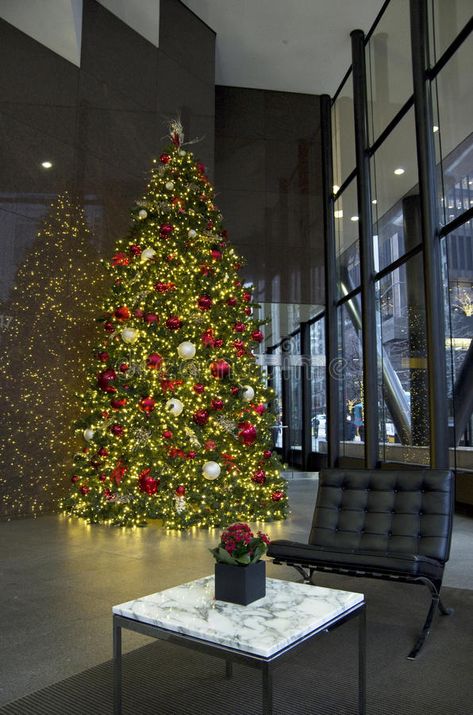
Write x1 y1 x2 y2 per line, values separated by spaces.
113 601 366 715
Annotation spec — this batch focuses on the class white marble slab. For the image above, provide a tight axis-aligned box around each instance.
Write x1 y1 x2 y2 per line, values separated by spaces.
113 576 364 658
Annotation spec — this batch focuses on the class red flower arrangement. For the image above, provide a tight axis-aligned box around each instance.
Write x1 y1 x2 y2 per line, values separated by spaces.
210 522 270 566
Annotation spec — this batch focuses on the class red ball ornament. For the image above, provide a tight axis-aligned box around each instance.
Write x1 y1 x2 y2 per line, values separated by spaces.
243 291 252 302
197 295 213 311
211 398 224 411
97 447 109 457
210 249 222 260
99 473 107 482
104 321 114 333
251 329 264 343
146 353 163 369
114 306 131 321
214 338 224 348
139 396 156 414
119 363 129 372
227 297 237 307
244 306 252 316
252 469 266 484
271 490 285 502
175 484 186 496
187 451 197 459
193 383 205 394
160 153 171 164
162 429 173 440
71 475 80 484
110 423 124 436
238 422 257 446
234 322 246 333
254 404 266 415
130 244 142 255
144 313 158 324
97 369 117 393
166 315 183 330
210 359 231 379
197 162 206 174
160 223 173 238
263 450 272 459
79 485 90 495
139 469 160 495
201 329 215 347
230 385 240 396
110 397 127 409
193 409 210 426
97 351 109 362
134 308 144 318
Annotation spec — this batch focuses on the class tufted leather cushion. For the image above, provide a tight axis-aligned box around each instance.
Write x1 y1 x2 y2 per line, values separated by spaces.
308 469 453 563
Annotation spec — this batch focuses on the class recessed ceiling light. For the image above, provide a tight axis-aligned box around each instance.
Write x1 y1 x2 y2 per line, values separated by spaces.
350 215 359 222
334 210 344 218
41 161 53 169
433 125 439 133
333 184 340 194
394 167 405 175
372 199 377 205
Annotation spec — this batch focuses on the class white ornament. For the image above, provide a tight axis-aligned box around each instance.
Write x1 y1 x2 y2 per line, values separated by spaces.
179 150 186 156
138 209 148 220
165 181 175 190
174 495 186 513
202 461 221 480
188 228 197 239
166 398 184 416
83 428 95 442
242 385 255 402
140 247 156 263
121 327 138 344
177 341 196 360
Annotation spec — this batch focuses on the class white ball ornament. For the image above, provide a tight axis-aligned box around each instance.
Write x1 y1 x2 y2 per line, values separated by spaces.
179 150 186 156
140 247 156 263
177 341 196 360
188 228 197 239
83 428 95 442
165 181 175 190
121 327 138 344
166 398 184 417
138 209 148 220
242 385 255 402
202 461 221 480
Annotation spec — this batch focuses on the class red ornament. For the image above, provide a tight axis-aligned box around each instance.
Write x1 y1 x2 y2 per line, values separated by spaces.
139 396 156 414
114 306 131 321
234 280 242 288
175 485 186 496
197 295 213 311
263 450 272 459
244 306 252 316
234 262 241 270
193 409 210 426
226 296 237 307
271 490 285 502
201 329 215 347
146 353 163 369
242 291 252 302
187 451 197 459
200 265 213 276
254 404 266 415
111 252 129 266
110 423 124 437
71 475 80 484
144 313 158 324
155 281 175 293
162 429 173 440
193 383 205 394
234 322 246 333
97 351 109 362
233 339 245 356
230 386 240 396
130 244 141 255
210 249 222 261
210 359 231 379
103 488 113 499
134 308 144 318
119 363 129 373
104 321 114 333
252 469 266 484
79 485 90 495
214 338 224 348
251 330 264 343
160 223 173 238
166 315 183 330
97 447 109 457
238 422 257 446
197 162 206 174
139 468 160 495
110 397 127 409
111 461 127 485
99 473 107 482
160 153 171 164
97 369 117 393
204 439 217 451
211 398 224 411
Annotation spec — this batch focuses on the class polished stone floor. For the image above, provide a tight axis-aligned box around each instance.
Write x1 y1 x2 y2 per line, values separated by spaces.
0 473 472 707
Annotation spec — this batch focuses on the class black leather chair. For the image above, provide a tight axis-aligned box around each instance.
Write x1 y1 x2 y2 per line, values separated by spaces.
268 468 454 658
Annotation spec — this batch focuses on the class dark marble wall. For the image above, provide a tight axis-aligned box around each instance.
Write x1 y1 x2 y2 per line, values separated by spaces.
0 0 215 518
215 86 324 306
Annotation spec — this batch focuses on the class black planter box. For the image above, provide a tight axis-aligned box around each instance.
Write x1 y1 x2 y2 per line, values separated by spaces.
214 560 266 606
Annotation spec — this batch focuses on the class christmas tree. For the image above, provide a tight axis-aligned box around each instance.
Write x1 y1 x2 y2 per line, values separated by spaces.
64 122 288 528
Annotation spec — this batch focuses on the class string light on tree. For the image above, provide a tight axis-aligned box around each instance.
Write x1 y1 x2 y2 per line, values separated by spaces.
63 121 287 528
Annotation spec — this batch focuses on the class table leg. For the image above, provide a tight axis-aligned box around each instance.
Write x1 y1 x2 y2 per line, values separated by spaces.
113 616 122 715
225 659 233 678
262 663 273 715
358 606 366 715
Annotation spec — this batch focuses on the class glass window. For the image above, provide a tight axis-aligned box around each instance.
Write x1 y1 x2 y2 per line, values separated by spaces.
338 297 364 461
371 108 419 271
284 333 302 454
335 179 360 294
367 0 413 144
376 252 430 465
430 0 473 63
332 71 355 192
310 318 327 453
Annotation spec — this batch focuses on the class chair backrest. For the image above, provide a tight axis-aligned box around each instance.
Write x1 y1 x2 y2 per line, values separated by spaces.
309 469 454 563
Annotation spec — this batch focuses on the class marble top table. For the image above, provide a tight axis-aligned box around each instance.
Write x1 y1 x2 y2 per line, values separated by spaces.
112 576 366 714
